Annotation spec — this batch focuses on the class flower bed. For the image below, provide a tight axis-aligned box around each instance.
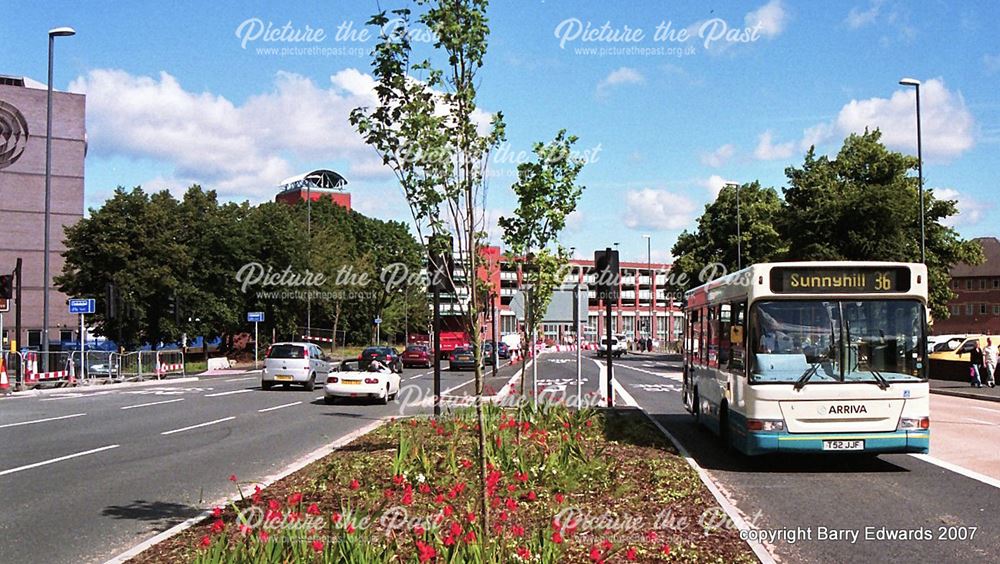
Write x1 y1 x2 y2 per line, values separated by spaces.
132 403 755 563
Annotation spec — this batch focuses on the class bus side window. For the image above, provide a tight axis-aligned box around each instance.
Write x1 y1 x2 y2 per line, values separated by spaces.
700 307 708 365
719 304 732 365
729 301 747 373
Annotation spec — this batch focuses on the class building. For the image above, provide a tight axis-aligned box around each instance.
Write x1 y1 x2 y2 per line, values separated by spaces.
274 169 352 210
933 236 1000 335
0 75 86 350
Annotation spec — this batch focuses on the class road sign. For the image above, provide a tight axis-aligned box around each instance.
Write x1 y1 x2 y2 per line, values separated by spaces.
541 285 589 324
69 298 95 315
247 311 265 323
510 291 526 321
374 317 382 325
0 298 8 313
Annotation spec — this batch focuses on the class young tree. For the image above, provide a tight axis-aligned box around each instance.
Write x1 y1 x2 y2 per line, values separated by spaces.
351 0 505 533
499 130 587 397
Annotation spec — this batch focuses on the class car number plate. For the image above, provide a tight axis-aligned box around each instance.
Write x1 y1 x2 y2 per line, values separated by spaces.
275 374 293 381
823 440 864 451
343 379 362 385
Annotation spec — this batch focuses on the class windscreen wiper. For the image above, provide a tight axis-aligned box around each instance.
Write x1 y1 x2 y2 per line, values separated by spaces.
856 353 890 390
793 353 832 391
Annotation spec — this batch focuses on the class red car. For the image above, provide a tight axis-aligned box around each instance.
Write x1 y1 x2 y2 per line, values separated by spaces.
401 344 432 368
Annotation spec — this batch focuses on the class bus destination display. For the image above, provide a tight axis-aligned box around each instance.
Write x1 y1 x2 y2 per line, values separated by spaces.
770 266 911 294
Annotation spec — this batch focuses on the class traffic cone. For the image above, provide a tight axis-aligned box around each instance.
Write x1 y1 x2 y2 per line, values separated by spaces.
0 357 11 396
67 358 76 386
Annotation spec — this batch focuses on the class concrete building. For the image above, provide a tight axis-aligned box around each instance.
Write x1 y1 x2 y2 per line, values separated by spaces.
0 75 86 350
933 236 1000 335
274 169 352 210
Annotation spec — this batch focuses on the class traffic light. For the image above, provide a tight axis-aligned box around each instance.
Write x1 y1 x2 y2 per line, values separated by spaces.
594 249 620 302
0 275 12 299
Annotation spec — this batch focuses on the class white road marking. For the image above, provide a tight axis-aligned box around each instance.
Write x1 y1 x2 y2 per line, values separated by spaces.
258 401 302 413
909 454 1000 490
962 417 996 426
0 444 120 477
40 391 116 401
161 416 236 435
120 398 185 410
204 389 254 398
226 376 256 382
967 404 1000 415
0 412 87 429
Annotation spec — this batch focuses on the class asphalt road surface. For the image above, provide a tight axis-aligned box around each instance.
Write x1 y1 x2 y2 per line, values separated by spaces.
0 361 520 564
536 350 1000 564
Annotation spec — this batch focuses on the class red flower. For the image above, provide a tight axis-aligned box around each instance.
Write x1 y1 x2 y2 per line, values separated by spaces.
507 484 517 493
384 488 396 499
562 421 571 429
268 499 281 512
601 539 613 551
589 547 604 562
449 522 463 537
413 525 425 535
551 531 564 544
625 547 637 561
526 491 537 501
229 474 238 482
661 544 671 555
434 494 445 504
585 420 593 427
238 524 252 536
466 512 476 523
464 530 476 543
460 459 473 469
499 510 509 522
346 523 356 534
331 512 342 523
307 503 321 516
199 535 212 548
288 492 303 505
393 474 405 485
516 546 531 559
505 498 518 511
443 505 454 517
644 530 658 542
444 534 456 547
402 491 414 505
515 471 528 483
511 524 525 537
311 540 324 553
212 506 223 518
416 540 436 562
419 483 431 494
210 519 225 534
554 493 565 503
259 530 269 542
349 479 360 490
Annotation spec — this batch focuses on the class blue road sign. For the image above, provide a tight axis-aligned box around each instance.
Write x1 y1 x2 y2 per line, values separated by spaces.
69 298 95 315
247 311 265 323
374 317 382 325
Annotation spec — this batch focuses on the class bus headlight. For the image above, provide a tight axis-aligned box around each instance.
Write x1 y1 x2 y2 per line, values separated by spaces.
747 419 785 432
898 417 930 430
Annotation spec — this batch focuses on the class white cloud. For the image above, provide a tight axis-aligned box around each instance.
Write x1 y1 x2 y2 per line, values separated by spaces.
700 175 730 198
700 144 735 168
834 78 974 161
799 122 835 151
597 67 644 97
845 0 883 29
745 0 788 38
622 189 697 231
565 209 585 233
935 188 990 227
753 130 795 160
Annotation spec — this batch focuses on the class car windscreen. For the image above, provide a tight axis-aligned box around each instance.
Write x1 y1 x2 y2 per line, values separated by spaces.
405 345 427 352
268 344 306 359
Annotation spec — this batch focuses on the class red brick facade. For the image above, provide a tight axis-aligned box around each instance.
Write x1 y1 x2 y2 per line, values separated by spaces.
932 237 1000 335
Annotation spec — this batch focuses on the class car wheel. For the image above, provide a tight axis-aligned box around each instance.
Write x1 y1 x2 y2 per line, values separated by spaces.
304 374 315 392
324 396 336 405
282 383 290 390
380 384 390 405
262 381 273 391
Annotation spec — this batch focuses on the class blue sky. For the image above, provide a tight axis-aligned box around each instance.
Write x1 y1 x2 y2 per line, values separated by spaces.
3 0 998 263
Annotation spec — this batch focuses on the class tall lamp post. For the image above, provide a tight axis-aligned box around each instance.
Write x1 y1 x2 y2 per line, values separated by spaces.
42 26 75 364
725 182 741 270
642 234 651 344
899 77 925 264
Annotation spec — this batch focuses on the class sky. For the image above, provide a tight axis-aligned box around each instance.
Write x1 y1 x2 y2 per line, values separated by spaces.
3 0 998 264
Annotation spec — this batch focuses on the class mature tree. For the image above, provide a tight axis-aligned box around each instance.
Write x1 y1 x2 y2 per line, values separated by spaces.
669 182 785 293
351 0 505 533
781 130 982 318
500 130 586 395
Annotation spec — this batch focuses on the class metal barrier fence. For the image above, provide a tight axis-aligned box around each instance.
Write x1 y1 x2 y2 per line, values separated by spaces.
69 351 120 383
155 350 185 378
22 351 76 388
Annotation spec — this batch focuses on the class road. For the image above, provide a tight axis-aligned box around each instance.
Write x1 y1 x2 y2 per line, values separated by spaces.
535 349 1000 564
0 361 519 564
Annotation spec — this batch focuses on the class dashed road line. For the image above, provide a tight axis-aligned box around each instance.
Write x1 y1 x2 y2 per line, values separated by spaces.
258 401 302 413
0 444 120 477
121 398 185 410
161 416 236 436
0 412 87 429
204 389 254 398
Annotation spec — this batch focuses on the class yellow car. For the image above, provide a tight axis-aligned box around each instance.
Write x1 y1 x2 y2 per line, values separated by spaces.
929 335 1000 362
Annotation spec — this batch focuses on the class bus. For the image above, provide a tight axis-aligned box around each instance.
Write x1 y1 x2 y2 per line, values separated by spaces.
682 262 930 456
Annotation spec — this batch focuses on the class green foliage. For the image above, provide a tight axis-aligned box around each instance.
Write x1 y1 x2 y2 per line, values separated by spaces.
669 130 983 318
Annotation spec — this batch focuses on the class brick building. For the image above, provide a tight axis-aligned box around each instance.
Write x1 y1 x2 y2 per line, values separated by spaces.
0 75 86 349
274 169 352 210
933 236 1000 335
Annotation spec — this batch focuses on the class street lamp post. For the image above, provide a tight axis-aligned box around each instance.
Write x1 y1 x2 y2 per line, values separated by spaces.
306 181 312 336
42 27 75 365
899 77 925 263
642 234 651 346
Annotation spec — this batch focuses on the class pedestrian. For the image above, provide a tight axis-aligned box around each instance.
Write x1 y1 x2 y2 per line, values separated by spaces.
969 340 985 388
984 337 997 388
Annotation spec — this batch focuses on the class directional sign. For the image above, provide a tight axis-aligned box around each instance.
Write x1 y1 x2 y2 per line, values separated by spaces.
247 311 265 323
374 317 382 325
69 298 95 315
509 291 526 321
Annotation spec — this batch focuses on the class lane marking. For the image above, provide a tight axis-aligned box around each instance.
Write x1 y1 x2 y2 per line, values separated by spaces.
0 444 120 477
0 412 87 429
121 398 185 410
161 416 235 436
962 417 996 425
967 404 1000 415
909 454 1000 490
225 376 256 382
258 401 302 413
204 389 254 398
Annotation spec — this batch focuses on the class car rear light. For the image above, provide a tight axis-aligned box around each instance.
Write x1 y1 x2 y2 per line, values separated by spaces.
327 376 339 383
746 419 784 432
264 346 272 358
303 349 309 358
899 417 930 430
364 378 379 384
450 355 456 361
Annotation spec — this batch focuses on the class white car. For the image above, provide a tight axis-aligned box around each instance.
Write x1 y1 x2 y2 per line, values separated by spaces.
261 342 332 391
599 334 628 357
324 359 401 404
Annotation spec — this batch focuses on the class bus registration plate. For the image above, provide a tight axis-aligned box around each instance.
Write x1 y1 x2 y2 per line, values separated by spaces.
823 440 863 451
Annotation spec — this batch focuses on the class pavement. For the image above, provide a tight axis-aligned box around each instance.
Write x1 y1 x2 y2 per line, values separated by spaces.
531 350 1000 564
0 360 522 564
930 378 1000 402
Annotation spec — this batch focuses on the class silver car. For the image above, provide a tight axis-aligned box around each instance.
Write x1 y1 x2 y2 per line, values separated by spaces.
261 342 331 391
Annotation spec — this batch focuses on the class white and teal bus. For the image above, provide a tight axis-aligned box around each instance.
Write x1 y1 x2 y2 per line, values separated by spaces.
682 262 930 456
